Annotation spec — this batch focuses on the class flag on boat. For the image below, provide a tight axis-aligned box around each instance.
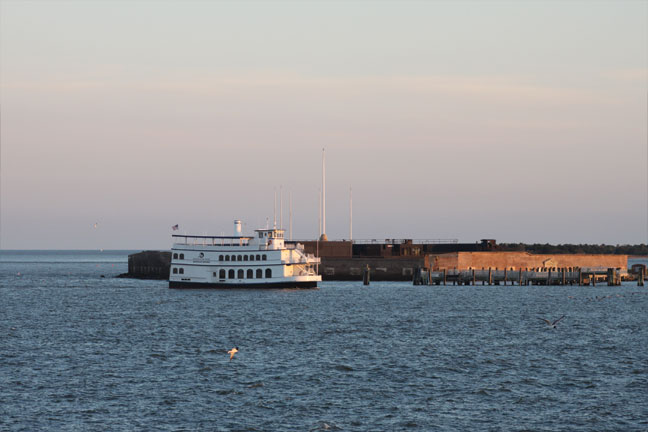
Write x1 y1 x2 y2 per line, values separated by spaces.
172 224 179 231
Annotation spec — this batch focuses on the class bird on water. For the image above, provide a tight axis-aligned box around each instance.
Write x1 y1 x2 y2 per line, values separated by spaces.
539 315 565 329
228 347 239 361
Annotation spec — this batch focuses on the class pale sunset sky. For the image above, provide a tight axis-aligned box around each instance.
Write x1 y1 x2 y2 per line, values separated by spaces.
1 1 646 249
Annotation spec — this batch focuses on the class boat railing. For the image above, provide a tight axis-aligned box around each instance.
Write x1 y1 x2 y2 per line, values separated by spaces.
172 234 253 247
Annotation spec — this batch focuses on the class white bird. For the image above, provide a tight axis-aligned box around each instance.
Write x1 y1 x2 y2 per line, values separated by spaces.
227 347 239 361
539 315 565 329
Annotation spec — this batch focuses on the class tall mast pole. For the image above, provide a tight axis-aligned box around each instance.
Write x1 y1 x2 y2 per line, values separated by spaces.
322 148 326 238
289 191 293 240
318 188 321 238
280 185 283 230
273 189 277 228
350 186 353 241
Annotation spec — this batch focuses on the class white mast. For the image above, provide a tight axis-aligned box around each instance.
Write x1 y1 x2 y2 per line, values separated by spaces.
273 189 277 228
289 191 293 240
349 186 353 241
318 188 321 238
321 148 326 240
280 185 283 229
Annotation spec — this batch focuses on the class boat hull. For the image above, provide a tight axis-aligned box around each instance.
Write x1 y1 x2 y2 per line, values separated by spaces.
169 280 319 289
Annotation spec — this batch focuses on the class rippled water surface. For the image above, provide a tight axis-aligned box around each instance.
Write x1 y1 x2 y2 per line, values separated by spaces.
1 251 647 431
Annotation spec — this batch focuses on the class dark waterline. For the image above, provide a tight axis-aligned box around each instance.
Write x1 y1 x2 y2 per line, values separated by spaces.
1 251 647 431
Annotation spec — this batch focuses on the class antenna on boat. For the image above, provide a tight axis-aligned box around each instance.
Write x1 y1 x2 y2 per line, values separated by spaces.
273 189 277 228
280 185 283 230
318 188 321 238
289 191 293 240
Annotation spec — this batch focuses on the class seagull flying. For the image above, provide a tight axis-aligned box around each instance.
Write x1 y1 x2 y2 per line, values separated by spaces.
227 347 239 361
539 315 565 329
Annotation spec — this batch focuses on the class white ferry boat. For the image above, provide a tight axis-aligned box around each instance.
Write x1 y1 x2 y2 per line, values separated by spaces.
169 220 321 289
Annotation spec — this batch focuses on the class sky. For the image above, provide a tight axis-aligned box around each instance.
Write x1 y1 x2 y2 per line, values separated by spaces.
1 0 646 249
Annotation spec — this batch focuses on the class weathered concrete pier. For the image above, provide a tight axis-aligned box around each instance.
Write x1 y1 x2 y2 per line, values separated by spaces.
117 250 170 279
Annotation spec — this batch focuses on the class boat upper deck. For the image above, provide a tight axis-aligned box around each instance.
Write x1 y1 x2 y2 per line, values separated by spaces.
172 235 254 247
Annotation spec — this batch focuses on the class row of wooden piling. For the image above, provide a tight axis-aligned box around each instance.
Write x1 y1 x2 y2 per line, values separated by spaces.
412 266 645 287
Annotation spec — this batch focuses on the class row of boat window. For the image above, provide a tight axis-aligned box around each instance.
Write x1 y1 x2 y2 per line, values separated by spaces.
213 268 272 279
172 253 268 261
220 254 267 261
171 268 273 278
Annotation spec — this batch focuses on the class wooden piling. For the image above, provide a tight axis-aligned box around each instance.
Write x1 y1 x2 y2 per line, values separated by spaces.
488 268 492 285
561 268 566 285
607 268 614 286
638 267 644 287
472 269 476 285
442 269 447 285
363 265 370 285
504 268 508 286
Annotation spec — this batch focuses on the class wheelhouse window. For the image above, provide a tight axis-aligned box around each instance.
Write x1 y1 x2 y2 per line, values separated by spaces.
265 268 272 278
237 269 244 279
173 268 178 274
173 253 178 259
228 269 235 279
256 269 263 278
219 269 226 279
247 269 253 278
179 253 184 260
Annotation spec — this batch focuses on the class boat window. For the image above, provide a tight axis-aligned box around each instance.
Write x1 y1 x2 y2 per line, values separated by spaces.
244 255 248 261
173 253 178 259
219 269 226 279
179 254 184 260
228 269 235 279
256 254 261 260
173 268 178 274
259 232 263 238
179 268 184 274
250 255 255 261
265 268 272 278
219 255 224 261
262 254 267 261
237 255 242 261
256 269 263 278
237 269 244 279
247 269 253 279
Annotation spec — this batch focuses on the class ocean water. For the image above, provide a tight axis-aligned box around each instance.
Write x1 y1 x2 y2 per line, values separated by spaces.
1 251 647 431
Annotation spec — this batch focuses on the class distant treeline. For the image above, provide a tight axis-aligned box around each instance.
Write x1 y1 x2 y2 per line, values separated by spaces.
497 243 648 255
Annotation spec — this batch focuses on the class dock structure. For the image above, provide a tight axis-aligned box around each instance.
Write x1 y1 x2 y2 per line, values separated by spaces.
413 267 627 286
